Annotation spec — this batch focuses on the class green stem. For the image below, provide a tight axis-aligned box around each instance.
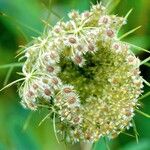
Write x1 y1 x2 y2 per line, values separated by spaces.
80 142 93 150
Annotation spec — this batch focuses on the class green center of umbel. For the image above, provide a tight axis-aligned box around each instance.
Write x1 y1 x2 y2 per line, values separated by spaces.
58 46 130 103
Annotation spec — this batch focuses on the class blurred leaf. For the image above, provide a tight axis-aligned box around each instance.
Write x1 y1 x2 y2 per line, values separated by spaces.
104 0 121 13
0 0 44 37
121 139 150 150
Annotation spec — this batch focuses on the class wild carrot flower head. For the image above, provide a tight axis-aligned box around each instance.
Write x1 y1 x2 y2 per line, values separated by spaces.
18 3 143 143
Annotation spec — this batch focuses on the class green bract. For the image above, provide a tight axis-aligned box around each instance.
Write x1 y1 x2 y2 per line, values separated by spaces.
18 3 143 143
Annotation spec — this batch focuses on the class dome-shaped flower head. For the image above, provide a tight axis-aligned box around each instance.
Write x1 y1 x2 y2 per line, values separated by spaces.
17 3 145 143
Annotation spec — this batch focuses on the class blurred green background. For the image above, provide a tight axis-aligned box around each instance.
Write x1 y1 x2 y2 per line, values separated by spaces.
0 0 150 150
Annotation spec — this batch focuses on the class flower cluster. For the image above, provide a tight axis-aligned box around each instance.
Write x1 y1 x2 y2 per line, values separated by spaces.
19 3 143 143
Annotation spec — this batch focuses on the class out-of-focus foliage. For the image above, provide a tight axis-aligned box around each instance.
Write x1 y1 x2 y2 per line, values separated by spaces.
0 0 149 150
